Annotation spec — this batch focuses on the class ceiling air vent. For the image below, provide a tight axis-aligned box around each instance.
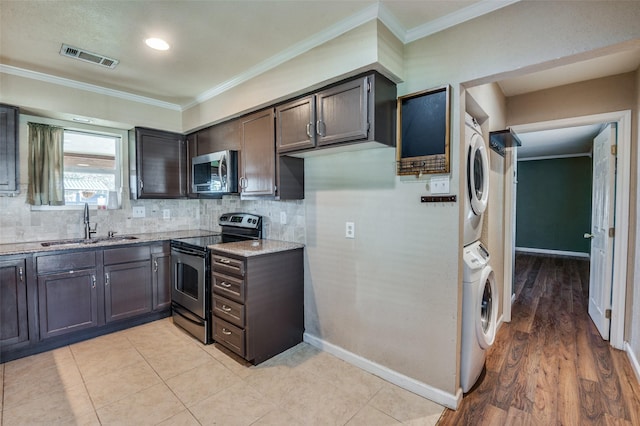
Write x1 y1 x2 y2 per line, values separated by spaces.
59 44 119 69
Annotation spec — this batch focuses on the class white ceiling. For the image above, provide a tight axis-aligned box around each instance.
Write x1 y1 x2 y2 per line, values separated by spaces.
515 124 602 160
0 0 502 109
1 0 637 158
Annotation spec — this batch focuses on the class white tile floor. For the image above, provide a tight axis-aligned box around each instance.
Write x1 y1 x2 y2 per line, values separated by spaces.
0 318 444 425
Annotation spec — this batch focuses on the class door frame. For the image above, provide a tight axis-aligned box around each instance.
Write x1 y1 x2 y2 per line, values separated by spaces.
505 110 631 350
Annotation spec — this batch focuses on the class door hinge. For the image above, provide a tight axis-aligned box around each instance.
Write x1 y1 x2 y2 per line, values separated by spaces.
611 144 617 156
605 309 612 319
609 227 615 238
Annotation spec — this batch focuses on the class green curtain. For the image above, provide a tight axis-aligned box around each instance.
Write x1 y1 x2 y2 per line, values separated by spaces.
27 123 65 206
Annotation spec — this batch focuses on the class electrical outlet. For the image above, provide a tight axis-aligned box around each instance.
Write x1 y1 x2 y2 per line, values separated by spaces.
431 176 450 194
132 206 145 218
163 209 170 220
280 211 287 225
345 222 355 239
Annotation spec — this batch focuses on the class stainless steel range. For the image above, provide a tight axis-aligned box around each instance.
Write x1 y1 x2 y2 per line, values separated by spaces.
170 213 262 343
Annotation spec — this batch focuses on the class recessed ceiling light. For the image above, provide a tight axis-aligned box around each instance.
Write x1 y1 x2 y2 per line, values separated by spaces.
145 38 170 51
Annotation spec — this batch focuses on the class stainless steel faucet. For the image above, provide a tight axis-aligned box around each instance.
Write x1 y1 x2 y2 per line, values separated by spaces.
83 203 97 239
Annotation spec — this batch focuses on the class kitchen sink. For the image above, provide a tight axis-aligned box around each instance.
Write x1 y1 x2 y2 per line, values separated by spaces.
40 236 138 247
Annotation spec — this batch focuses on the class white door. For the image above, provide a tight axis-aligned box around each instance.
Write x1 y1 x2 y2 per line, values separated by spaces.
587 124 617 340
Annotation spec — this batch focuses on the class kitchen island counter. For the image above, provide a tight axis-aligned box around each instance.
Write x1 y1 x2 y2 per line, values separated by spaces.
209 239 304 257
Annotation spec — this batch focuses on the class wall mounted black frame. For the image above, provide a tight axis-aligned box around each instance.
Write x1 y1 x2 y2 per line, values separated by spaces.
396 85 450 176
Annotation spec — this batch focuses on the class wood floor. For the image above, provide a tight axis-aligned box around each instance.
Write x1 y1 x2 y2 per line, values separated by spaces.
438 254 640 425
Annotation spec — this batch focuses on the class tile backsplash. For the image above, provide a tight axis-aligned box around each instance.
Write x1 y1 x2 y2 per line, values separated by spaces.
0 185 305 245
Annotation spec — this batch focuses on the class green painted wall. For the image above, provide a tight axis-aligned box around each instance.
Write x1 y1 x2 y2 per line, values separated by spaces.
516 156 592 253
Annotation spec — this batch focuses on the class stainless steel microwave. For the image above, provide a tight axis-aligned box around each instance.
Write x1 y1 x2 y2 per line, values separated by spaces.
191 151 238 195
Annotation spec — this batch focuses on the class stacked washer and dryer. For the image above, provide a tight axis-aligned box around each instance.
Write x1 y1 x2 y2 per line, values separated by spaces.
460 113 498 393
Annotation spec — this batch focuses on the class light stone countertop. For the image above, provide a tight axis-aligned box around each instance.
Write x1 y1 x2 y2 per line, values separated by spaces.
0 229 218 256
209 239 304 257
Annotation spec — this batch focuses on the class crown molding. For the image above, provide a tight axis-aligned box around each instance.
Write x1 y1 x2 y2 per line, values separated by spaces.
0 64 182 111
187 3 380 109
405 0 520 43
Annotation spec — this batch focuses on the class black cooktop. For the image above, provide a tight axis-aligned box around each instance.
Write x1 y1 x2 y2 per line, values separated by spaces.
172 234 223 250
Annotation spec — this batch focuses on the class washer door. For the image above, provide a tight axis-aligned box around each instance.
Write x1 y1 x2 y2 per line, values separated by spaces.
467 132 490 216
476 266 498 349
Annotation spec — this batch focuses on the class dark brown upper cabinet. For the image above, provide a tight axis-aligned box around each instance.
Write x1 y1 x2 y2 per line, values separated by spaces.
275 72 396 156
129 127 186 199
239 108 277 198
0 104 20 194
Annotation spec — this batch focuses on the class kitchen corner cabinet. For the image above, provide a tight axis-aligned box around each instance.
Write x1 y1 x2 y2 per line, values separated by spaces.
36 251 101 339
211 247 304 364
275 72 396 155
151 242 171 311
0 257 30 348
103 245 152 322
129 127 186 199
0 104 20 193
239 108 277 198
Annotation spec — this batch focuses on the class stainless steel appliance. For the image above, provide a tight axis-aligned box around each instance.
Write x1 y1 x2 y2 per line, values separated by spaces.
170 213 262 343
191 150 238 195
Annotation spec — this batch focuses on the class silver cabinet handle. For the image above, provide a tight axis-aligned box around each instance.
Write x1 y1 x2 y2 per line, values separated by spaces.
316 120 325 136
221 305 232 312
18 266 24 282
584 233 595 239
219 258 231 264
153 259 158 272
219 281 232 288
91 275 96 289
306 122 313 138
222 328 232 335
105 273 110 286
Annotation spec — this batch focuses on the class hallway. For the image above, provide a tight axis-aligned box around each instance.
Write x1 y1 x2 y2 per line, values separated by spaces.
438 254 640 425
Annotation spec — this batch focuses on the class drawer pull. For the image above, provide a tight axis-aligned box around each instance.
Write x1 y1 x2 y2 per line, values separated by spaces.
222 328 232 335
221 305 232 312
219 258 231 264
219 281 232 288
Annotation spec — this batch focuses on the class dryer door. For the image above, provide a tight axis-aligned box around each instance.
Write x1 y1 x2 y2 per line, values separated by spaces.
467 132 490 215
476 266 498 349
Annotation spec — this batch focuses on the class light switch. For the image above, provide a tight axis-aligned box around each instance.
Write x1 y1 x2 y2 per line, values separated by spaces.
431 176 450 194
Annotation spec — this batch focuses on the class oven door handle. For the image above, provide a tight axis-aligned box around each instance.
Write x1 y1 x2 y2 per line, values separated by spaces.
171 246 206 258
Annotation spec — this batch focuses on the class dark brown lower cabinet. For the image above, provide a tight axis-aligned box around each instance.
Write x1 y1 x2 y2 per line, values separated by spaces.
211 247 303 365
104 260 151 322
0 257 29 346
38 269 99 339
152 247 171 311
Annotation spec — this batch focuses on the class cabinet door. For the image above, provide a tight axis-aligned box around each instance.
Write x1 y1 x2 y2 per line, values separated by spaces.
0 104 19 193
38 269 99 339
275 95 316 153
316 77 369 147
134 127 186 198
104 261 151 323
152 252 171 311
0 258 29 346
239 109 276 197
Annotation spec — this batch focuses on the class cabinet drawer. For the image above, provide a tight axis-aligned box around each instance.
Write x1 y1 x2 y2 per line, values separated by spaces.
36 251 97 275
212 295 244 328
212 272 244 303
213 317 245 357
103 245 151 265
212 254 245 276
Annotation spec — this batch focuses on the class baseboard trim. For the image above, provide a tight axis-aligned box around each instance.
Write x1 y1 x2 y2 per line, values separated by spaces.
515 247 589 259
303 332 462 410
624 341 640 384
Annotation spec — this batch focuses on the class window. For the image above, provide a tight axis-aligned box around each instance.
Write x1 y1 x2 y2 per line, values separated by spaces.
63 130 120 207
